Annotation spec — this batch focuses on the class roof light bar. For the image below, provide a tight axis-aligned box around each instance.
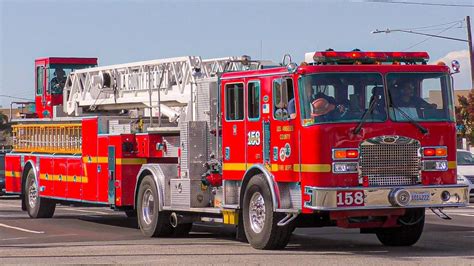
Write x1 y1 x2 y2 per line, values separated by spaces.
310 51 430 64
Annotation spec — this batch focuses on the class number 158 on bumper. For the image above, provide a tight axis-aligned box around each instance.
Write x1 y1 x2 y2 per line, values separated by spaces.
336 190 365 207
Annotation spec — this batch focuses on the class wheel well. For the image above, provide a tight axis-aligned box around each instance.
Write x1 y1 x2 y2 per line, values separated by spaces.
239 167 265 207
134 169 153 209
21 163 34 196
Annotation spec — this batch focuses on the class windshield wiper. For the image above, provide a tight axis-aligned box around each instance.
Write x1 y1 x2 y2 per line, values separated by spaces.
390 105 429 135
387 91 429 135
353 95 379 135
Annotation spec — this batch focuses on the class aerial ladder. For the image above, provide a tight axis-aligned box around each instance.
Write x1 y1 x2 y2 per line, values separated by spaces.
62 56 257 122
13 55 271 154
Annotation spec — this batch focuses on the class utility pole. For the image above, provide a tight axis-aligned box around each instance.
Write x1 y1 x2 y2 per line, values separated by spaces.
466 16 474 89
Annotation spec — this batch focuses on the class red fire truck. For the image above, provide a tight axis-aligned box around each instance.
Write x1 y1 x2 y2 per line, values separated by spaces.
4 51 468 249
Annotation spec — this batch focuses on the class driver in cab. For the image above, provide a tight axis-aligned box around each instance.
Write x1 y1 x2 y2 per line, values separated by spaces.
50 68 66 93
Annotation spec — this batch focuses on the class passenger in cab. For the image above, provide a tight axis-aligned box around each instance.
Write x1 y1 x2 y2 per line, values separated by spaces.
392 80 436 109
311 92 340 122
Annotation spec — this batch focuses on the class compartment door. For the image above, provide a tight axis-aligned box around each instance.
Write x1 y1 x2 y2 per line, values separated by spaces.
107 146 116 205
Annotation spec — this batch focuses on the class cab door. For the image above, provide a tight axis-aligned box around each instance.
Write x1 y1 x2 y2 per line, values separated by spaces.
245 80 263 168
270 77 298 182
34 61 48 118
221 81 246 180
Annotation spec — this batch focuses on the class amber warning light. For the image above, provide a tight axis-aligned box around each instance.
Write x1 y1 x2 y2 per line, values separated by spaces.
422 147 447 157
333 149 359 160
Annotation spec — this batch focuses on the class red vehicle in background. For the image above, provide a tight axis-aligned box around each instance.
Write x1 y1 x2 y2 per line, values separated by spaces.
4 50 468 250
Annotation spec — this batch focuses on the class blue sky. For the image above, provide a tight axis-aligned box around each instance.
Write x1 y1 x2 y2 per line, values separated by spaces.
0 0 472 107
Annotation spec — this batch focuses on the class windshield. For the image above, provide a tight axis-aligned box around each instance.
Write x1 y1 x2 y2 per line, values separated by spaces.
48 64 95 94
387 72 454 122
299 73 386 126
457 151 474 165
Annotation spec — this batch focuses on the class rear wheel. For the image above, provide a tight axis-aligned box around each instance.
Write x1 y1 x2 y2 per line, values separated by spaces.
25 169 55 218
137 175 173 237
242 174 293 250
376 208 425 246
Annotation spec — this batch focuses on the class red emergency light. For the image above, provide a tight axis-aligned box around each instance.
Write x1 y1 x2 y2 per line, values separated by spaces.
312 51 429 64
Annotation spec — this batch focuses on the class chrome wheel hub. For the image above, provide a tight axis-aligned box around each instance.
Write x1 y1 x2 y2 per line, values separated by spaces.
28 179 38 208
142 189 155 225
249 192 266 234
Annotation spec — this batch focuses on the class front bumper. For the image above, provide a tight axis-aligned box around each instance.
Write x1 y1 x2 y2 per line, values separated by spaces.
304 184 468 211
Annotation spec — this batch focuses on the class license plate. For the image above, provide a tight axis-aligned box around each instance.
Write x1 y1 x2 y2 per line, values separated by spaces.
411 191 431 202
336 190 365 207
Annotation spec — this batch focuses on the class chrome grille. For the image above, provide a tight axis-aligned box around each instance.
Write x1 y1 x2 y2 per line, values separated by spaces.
360 136 421 186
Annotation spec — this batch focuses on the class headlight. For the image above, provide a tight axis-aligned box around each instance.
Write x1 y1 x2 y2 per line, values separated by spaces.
332 162 358 174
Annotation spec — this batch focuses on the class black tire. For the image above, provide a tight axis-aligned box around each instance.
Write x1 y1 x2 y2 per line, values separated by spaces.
25 169 55 218
376 208 425 246
137 175 174 237
173 223 193 237
125 210 137 218
242 174 293 250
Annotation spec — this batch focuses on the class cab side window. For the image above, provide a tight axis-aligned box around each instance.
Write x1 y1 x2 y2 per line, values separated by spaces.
225 83 244 120
36 66 44 95
273 78 294 120
247 82 260 120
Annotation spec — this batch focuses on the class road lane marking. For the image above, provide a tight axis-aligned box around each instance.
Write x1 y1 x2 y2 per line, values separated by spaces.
457 214 474 217
0 223 44 234
0 237 30 241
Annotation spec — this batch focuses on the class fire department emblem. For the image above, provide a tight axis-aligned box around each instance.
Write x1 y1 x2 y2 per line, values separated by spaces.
279 148 286 161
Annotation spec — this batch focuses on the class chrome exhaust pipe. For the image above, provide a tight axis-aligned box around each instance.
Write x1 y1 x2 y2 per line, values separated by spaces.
170 212 179 228
170 212 197 228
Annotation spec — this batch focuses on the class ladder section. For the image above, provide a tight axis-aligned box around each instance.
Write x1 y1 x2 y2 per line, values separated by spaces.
63 56 241 118
12 123 82 154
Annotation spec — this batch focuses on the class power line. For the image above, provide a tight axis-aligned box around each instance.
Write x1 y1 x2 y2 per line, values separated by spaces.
403 23 459 50
400 20 463 31
365 0 474 7
0 94 34 101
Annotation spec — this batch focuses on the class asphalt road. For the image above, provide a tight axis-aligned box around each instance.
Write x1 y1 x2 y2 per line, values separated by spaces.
0 196 473 264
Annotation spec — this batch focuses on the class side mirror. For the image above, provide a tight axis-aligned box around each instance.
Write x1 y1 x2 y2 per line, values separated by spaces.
451 60 460 74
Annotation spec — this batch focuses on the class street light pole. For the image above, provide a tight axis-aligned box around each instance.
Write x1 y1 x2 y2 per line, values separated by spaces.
372 16 474 89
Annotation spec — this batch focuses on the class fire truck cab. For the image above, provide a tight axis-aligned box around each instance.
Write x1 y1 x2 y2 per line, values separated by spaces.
4 51 468 250
34 57 97 118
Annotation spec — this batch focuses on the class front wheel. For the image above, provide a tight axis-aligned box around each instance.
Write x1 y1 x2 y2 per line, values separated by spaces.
242 174 293 250
25 169 55 218
376 208 425 246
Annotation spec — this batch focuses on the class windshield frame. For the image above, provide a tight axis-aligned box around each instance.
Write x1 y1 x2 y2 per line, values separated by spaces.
386 72 455 123
298 72 387 127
